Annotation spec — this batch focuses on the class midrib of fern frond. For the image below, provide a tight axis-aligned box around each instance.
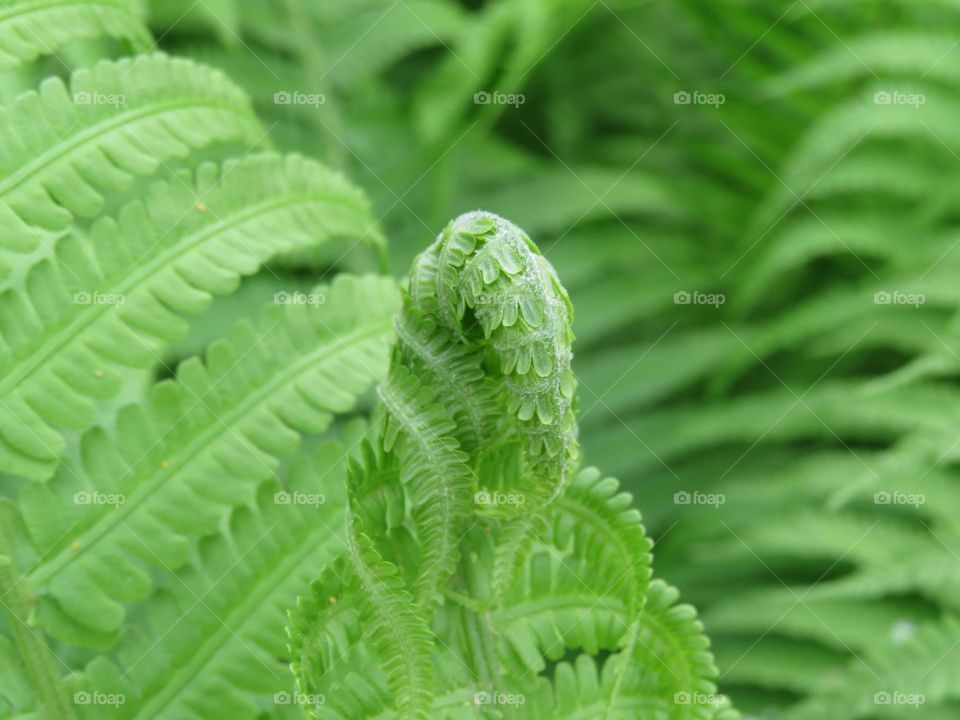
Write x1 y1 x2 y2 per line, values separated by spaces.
392 314 488 451
0 506 76 720
0 98 260 202
493 593 628 623
27 320 388 588
128 520 344 720
605 619 640 719
0 54 261 255
555 497 647 612
378 368 470 603
637 582 719 712
0 190 370 398
345 528 434 719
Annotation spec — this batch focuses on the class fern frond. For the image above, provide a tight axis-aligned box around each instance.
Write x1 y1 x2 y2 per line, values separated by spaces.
631 581 723 720
287 560 368 714
750 85 960 234
409 211 579 512
767 32 960 95
784 616 960 720
491 508 548 601
13 275 399 646
492 549 630 675
343 526 435 719
0 152 382 480
288 212 723 717
0 0 151 70
64 442 350 720
0 499 78 720
392 308 497 454
551 468 653 618
0 52 261 263
517 583 729 719
378 364 473 604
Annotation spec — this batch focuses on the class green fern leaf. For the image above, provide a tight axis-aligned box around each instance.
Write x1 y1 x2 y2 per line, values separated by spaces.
0 52 261 265
0 152 379 480
378 364 474 604
13 274 399 647
0 0 151 70
58 442 350 720
343 525 435 719
409 211 579 512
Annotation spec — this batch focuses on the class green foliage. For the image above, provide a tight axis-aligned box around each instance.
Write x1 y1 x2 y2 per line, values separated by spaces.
287 212 728 719
4 0 955 717
0 4 399 716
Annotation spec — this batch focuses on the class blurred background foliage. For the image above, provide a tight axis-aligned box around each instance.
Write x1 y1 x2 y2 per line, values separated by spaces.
7 0 960 717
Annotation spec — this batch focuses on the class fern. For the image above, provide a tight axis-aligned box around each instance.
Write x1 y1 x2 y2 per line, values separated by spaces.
0 152 383 480
0 54 262 249
0 0 151 70
12 0 953 717
288 212 730 719
10 273 398 651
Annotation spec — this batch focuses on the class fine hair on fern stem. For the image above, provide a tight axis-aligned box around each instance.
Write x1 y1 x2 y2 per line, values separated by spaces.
287 213 725 719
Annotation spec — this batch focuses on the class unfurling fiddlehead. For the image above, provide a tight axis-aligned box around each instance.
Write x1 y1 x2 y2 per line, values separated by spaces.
287 212 731 720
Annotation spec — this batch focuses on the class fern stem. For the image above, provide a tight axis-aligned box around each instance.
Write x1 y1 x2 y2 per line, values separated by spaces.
457 554 498 689
0 507 77 720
